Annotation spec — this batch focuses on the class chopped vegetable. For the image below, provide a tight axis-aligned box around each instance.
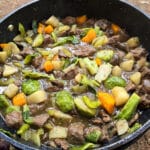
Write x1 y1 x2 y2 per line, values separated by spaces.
56 90 74 112
95 63 112 83
116 119 129 135
32 33 44 47
3 65 18 77
72 85 87 94
104 76 126 89
13 93 27 106
43 60 54 72
76 15 87 24
0 128 13 137
23 104 33 124
0 78 15 86
74 97 96 117
5 105 20 114
70 143 96 150
4 83 19 98
44 25 54 34
37 23 45 33
17 123 30 135
96 50 114 61
92 35 108 48
128 123 141 134
45 15 59 27
27 90 47 104
0 51 8 63
47 109 72 120
130 72 141 85
22 79 40 95
98 92 115 114
85 129 101 143
120 60 134 71
112 66 122 76
95 58 102 66
24 53 38 65
111 24 121 34
0 94 9 109
82 96 100 109
18 23 25 37
82 29 96 43
127 37 139 48
116 93 140 120
112 87 129 106
32 20 37 33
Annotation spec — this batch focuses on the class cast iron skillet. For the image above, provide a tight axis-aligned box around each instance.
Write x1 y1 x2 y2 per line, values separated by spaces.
0 0 150 149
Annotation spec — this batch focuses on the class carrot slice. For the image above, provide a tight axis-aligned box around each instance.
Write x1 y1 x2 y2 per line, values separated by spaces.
111 24 121 34
44 25 54 34
37 23 45 34
95 58 102 66
76 15 87 24
13 93 27 106
0 43 8 49
82 29 96 43
44 60 54 72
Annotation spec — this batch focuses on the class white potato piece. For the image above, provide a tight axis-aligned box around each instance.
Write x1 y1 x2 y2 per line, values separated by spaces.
120 60 134 71
112 66 122 76
45 16 59 27
4 84 19 98
130 72 142 85
49 126 68 139
112 86 129 106
3 65 18 77
116 119 129 135
0 51 8 63
27 90 47 104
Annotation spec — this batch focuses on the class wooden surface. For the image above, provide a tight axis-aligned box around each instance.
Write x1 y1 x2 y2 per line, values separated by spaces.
0 0 150 150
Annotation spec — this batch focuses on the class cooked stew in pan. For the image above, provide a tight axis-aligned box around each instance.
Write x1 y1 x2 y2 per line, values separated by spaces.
0 15 149 149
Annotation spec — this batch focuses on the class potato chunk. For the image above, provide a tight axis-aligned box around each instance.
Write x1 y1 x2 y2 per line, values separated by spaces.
130 72 141 85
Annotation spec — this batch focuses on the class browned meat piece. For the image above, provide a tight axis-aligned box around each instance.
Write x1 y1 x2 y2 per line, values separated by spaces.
53 71 64 78
143 79 150 93
68 122 85 144
140 94 150 109
126 81 136 92
129 113 139 126
32 113 49 127
115 42 129 52
32 56 44 68
43 34 53 47
29 102 48 115
99 109 111 123
91 117 103 125
12 54 23 60
141 67 150 78
100 126 109 143
62 16 76 25
62 67 79 80
5 111 23 128
0 139 10 150
54 139 69 150
20 47 34 57
131 47 146 59
71 44 96 57
95 19 110 30
84 19 95 26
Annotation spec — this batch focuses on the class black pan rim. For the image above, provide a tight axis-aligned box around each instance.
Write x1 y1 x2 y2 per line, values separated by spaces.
0 0 150 149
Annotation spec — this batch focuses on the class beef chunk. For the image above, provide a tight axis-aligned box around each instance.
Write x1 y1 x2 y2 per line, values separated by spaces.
20 47 34 57
143 79 150 93
126 81 136 93
32 56 44 68
5 111 23 127
68 122 85 144
0 139 10 150
131 47 146 59
129 113 139 126
62 16 76 25
43 34 53 46
100 126 109 143
140 94 150 109
141 67 150 78
99 109 111 123
91 117 103 125
71 44 96 57
95 19 110 30
55 139 69 150
32 113 49 127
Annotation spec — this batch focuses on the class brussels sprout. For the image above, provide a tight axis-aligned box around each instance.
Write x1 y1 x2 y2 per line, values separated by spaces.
22 79 40 95
96 50 114 61
0 94 10 109
56 90 74 112
32 34 44 47
104 76 126 89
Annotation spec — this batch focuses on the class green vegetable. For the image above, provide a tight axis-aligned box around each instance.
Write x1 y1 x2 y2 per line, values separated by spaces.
22 70 55 80
74 97 96 117
85 129 101 143
18 23 25 37
5 105 20 114
51 32 57 42
72 85 87 94
70 143 96 150
22 79 40 95
24 53 38 65
17 123 30 135
47 109 73 120
82 96 100 109
0 128 13 137
23 104 33 124
53 36 79 47
32 33 44 47
56 90 74 112
96 50 114 61
0 78 15 86
116 93 140 120
104 76 126 89
0 94 9 109
32 20 37 33
95 63 112 83
80 58 98 75
94 25 104 36
3 65 18 77
128 123 141 134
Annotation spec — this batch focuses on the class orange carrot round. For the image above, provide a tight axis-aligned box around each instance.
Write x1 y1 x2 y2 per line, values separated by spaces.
37 23 45 34
82 29 96 43
13 93 27 106
111 24 121 34
0 43 8 49
98 92 115 114
76 15 87 24
44 25 54 34
95 58 102 66
44 60 54 72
